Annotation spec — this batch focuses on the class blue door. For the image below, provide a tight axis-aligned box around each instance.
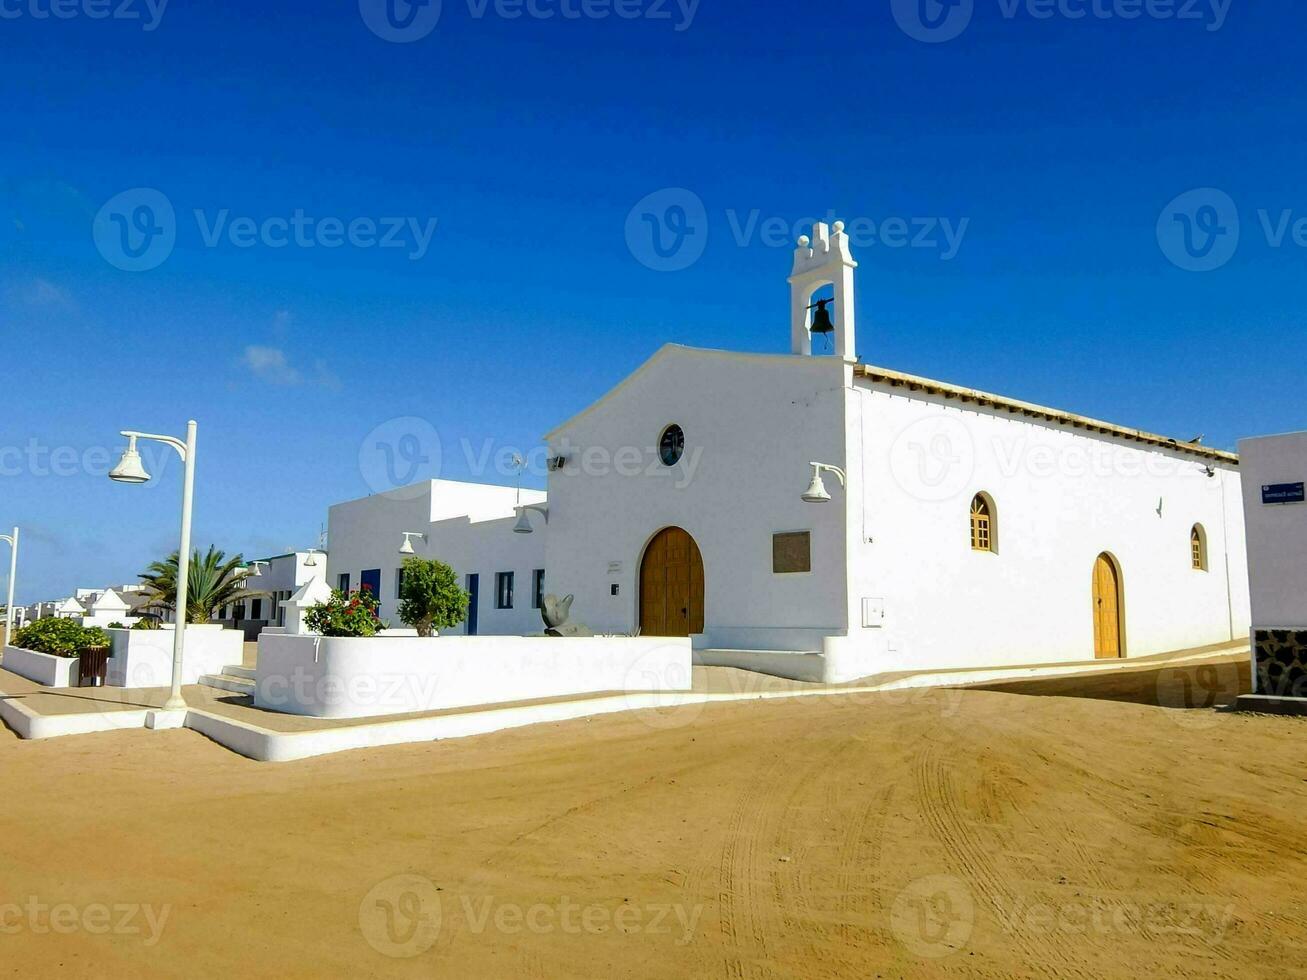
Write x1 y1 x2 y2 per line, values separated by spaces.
466 574 479 635
360 569 382 614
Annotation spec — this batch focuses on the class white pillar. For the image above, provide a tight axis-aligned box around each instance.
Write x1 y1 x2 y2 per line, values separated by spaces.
4 526 17 642
164 421 197 711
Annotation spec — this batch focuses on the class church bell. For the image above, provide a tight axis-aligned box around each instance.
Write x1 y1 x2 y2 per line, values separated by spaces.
808 298 835 336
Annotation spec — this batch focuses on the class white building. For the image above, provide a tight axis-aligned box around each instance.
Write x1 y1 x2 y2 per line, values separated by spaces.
215 551 327 639
329 483 546 635
327 219 1250 683
1237 432 1307 698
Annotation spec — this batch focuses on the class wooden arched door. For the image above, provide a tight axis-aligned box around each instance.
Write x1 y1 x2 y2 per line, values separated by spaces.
639 527 705 637
1092 553 1123 659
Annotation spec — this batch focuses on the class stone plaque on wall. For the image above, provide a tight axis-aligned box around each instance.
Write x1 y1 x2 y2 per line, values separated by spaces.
772 531 812 574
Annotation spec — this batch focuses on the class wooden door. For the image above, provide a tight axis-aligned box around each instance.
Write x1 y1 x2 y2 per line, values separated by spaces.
639 527 705 637
1092 553 1122 659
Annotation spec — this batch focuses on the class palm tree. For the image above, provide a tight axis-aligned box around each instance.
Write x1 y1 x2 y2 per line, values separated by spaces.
139 546 263 624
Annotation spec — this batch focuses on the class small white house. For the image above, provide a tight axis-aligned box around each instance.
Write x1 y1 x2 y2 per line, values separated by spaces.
326 218 1251 683
214 551 327 639
54 596 86 620
77 589 138 628
1238 432 1307 698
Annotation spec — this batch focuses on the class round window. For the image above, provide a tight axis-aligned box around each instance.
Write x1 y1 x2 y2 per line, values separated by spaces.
659 424 685 467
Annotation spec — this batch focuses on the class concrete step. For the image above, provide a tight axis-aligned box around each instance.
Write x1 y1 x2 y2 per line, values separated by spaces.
222 665 257 680
198 673 255 695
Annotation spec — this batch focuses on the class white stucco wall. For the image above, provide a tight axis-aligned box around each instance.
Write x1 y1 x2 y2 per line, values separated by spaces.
327 481 548 635
1238 432 1307 628
543 345 851 647
2 645 80 687
846 381 1250 670
105 626 243 688
253 633 692 719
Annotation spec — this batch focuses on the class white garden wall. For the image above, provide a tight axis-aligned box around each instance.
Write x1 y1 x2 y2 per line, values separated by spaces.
105 626 244 688
253 633 692 719
2 645 80 687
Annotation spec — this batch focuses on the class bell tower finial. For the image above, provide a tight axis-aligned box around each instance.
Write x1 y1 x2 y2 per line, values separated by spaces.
788 218 858 361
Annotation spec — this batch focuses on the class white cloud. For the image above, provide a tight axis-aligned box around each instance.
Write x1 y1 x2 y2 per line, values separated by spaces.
241 345 341 390
12 277 76 311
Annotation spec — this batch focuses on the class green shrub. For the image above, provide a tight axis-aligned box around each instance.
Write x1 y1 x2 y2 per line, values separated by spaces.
397 557 469 637
132 617 162 631
11 618 109 658
304 587 386 638
107 621 126 630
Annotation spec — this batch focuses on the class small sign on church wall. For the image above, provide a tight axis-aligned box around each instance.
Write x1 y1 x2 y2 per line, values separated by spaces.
1262 482 1305 505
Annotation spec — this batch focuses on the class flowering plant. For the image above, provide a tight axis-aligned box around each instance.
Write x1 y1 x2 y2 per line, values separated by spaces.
304 586 386 638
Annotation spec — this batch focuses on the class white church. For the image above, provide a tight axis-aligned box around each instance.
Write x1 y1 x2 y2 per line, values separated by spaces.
326 219 1250 683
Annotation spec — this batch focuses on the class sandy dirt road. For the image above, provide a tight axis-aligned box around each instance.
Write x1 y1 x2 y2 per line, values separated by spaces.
0 654 1304 978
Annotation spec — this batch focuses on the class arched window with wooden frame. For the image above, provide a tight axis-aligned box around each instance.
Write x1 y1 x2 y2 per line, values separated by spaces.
970 493 996 553
1190 523 1208 571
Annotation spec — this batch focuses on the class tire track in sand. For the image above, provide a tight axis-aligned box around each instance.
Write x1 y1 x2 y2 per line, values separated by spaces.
913 741 1098 979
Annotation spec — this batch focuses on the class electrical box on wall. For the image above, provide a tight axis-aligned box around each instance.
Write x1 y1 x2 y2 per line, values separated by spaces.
861 597 885 628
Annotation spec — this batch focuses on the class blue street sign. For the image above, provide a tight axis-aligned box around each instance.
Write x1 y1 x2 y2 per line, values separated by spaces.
1262 482 1305 505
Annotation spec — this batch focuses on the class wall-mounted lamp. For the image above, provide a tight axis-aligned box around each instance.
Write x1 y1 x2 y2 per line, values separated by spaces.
246 560 270 578
399 531 427 555
802 462 847 504
512 504 550 535
303 548 321 568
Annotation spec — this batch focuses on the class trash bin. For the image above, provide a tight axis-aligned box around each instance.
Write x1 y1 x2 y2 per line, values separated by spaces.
78 646 110 688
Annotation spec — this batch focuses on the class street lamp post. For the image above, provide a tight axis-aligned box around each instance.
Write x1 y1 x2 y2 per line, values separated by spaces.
109 420 197 712
0 526 18 645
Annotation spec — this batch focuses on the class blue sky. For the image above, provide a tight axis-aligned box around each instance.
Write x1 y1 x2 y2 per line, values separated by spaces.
1 0 1302 602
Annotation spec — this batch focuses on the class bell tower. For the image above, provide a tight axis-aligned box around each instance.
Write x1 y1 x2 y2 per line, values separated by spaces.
788 219 858 361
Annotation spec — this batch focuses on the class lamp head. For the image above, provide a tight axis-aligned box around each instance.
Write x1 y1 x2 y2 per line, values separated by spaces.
399 537 415 555
304 550 318 567
109 435 150 484
512 510 535 534
802 466 832 504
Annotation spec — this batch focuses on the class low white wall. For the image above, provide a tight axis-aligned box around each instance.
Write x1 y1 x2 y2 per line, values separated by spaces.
254 633 692 719
2 645 80 687
694 634 885 684
106 626 244 688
